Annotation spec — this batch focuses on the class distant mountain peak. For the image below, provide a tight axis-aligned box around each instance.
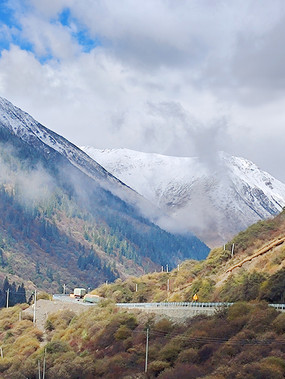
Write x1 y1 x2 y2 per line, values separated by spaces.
81 147 285 247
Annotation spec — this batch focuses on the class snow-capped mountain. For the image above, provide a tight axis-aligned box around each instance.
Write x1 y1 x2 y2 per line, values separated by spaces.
0 97 153 215
0 97 209 280
81 147 285 247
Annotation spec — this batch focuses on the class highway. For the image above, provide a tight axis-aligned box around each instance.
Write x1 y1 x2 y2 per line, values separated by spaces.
52 295 285 312
52 294 94 306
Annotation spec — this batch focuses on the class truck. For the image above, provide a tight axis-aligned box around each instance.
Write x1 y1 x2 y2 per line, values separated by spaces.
73 288 87 298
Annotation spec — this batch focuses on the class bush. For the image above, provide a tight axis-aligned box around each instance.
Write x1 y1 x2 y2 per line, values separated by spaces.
241 361 284 379
158 363 205 379
273 313 285 334
177 348 198 363
148 360 170 376
114 325 132 340
227 302 251 321
246 307 277 334
159 344 181 363
153 318 173 334
260 268 285 303
198 343 215 363
36 291 52 301
46 340 70 354
45 318 55 331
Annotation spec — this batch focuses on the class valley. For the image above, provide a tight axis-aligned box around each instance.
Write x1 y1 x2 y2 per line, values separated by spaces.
0 98 208 293
0 98 284 379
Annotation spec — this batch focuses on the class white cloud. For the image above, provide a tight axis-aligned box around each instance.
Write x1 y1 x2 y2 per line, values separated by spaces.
20 15 80 60
1 0 285 181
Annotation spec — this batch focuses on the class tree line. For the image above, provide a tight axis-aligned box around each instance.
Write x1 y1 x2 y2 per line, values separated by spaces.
0 277 27 308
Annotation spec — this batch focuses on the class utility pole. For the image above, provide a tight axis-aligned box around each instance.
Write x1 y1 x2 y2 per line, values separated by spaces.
42 348 46 379
33 289 37 326
145 328 149 373
231 243 235 258
6 289 9 308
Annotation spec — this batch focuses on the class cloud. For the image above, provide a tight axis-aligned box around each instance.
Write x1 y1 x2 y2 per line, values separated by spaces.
0 142 56 207
0 0 285 182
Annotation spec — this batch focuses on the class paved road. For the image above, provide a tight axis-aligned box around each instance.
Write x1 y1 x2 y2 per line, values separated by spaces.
52 296 285 312
52 294 94 306
23 298 93 332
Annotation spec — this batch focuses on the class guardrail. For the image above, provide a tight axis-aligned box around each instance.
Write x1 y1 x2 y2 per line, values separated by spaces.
52 296 285 311
116 302 233 308
117 302 285 310
269 304 285 310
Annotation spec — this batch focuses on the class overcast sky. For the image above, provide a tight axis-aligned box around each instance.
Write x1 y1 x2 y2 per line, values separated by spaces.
0 0 285 180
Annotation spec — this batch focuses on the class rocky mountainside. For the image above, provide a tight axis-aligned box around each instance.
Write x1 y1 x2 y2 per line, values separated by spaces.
81 147 285 247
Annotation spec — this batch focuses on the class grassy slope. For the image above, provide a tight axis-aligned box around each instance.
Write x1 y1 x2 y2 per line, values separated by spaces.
93 210 285 303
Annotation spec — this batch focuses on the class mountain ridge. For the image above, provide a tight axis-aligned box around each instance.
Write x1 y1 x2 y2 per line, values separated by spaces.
81 147 285 247
0 97 209 291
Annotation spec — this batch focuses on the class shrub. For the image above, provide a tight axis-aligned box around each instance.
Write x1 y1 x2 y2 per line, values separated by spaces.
240 361 284 379
153 318 173 334
0 358 12 373
260 268 285 303
159 344 181 363
158 363 205 379
197 343 215 363
45 318 55 331
246 307 277 333
114 325 132 340
148 360 170 376
177 348 198 363
272 313 285 334
227 302 251 321
45 340 70 354
36 291 51 300
261 356 285 376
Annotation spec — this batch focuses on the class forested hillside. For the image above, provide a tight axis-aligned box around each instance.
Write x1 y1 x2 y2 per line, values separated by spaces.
0 112 209 293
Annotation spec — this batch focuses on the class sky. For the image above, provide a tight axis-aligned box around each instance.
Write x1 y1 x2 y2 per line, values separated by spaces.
0 0 285 181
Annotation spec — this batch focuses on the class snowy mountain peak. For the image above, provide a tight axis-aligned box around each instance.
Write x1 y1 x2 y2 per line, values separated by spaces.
0 98 151 213
81 147 285 247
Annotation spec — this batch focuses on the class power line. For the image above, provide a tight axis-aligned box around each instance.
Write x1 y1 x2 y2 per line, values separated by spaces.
131 328 285 346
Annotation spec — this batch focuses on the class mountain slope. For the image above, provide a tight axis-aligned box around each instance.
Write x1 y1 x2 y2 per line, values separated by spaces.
0 97 209 292
81 147 285 247
94 209 285 304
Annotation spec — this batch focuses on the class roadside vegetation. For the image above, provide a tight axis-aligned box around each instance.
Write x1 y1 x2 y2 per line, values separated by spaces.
0 301 284 378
